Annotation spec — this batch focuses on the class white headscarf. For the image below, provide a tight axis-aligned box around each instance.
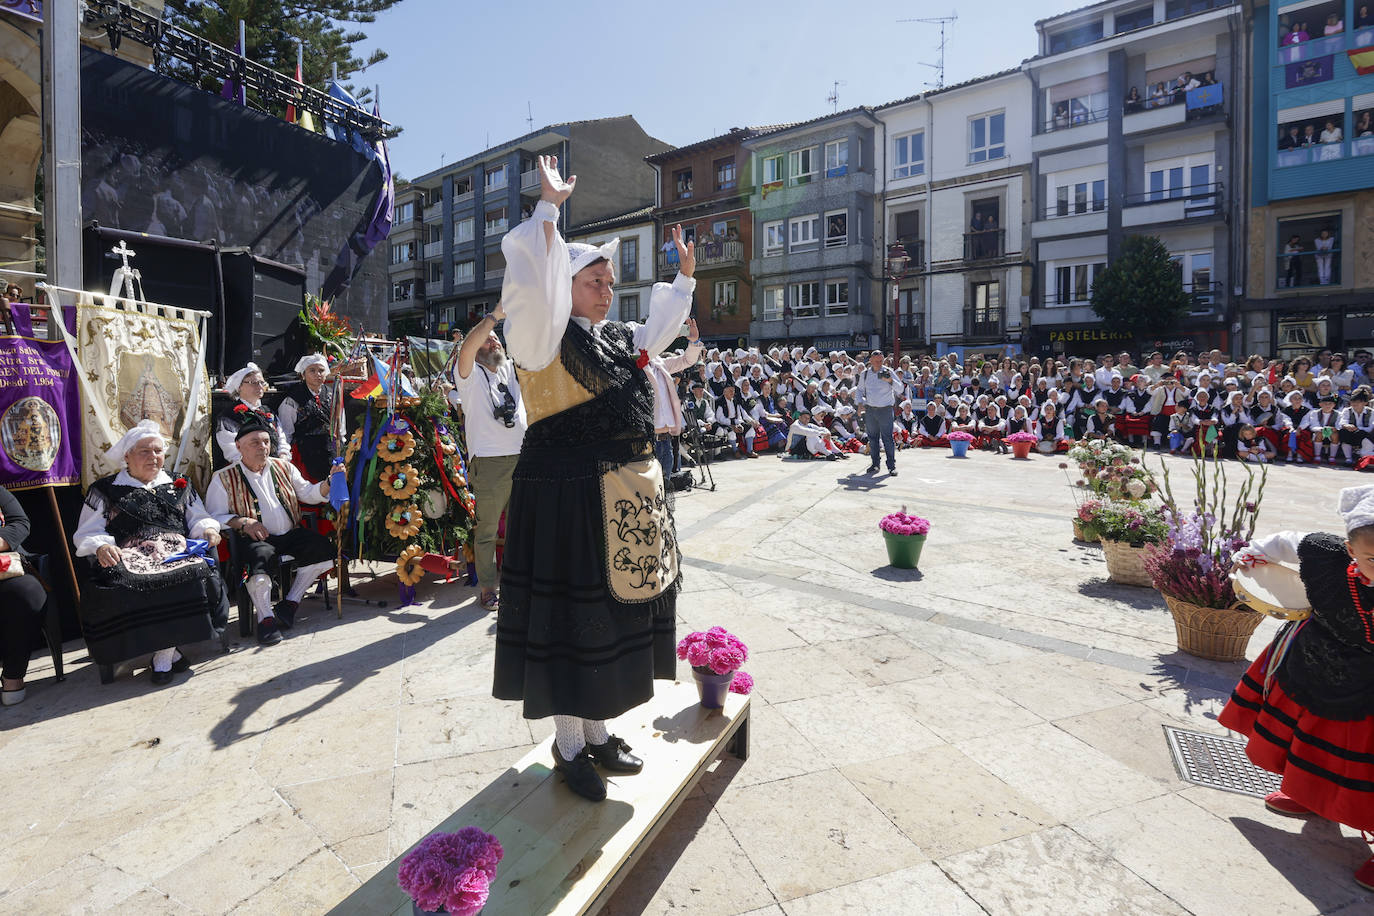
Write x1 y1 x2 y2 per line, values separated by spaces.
567 238 621 277
294 354 328 375
225 362 262 395
1339 486 1374 534
105 419 164 464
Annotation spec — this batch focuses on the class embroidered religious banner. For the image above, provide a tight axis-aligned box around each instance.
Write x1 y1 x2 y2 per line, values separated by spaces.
58 295 213 490
0 329 81 490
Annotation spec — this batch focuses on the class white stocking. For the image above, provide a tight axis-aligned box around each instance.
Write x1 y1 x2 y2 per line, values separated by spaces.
287 560 334 603
151 647 178 672
583 719 609 745
247 573 273 621
553 715 586 759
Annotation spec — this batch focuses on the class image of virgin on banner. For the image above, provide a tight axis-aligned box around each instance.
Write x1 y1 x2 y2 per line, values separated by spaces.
0 326 81 491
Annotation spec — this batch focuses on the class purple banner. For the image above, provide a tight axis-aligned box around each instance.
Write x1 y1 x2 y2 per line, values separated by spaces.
1286 55 1334 88
0 334 81 490
0 1 41 24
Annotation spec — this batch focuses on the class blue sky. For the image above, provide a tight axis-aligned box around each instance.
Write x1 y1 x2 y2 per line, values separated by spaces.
359 0 1060 180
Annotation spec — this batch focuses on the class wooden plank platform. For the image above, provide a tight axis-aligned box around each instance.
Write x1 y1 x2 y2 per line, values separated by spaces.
330 680 750 916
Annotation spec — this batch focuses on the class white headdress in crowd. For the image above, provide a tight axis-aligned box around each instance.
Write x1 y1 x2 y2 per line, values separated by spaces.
1339 486 1374 534
294 354 328 375
105 419 164 464
567 238 620 277
225 362 262 394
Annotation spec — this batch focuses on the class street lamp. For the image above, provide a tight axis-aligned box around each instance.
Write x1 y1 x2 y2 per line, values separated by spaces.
884 243 911 361
782 305 794 349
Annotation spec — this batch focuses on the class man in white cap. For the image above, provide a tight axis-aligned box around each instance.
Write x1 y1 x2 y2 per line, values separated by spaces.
278 354 335 482
207 414 335 645
453 302 528 613
216 362 291 466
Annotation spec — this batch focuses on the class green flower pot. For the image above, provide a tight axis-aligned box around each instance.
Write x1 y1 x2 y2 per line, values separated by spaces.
882 530 927 569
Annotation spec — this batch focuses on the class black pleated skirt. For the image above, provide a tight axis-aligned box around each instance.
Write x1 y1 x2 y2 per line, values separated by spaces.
80 560 228 665
494 448 677 721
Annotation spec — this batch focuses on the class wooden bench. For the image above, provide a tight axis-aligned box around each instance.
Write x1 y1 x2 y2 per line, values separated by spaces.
330 680 749 915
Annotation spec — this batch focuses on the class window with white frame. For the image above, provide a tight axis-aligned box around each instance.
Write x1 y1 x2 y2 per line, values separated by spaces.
789 213 820 250
789 147 817 185
825 279 850 316
892 131 924 178
825 210 848 248
390 282 412 302
619 293 641 322
1048 260 1106 305
395 202 415 223
969 112 1006 164
762 155 784 185
763 220 785 255
485 165 507 191
715 157 736 190
825 139 849 177
762 285 785 321
674 168 694 200
620 237 638 281
1146 155 1213 201
454 218 474 244
454 260 475 284
484 208 508 235
1054 179 1107 217
791 281 821 318
713 279 738 308
1169 249 1214 302
390 242 416 264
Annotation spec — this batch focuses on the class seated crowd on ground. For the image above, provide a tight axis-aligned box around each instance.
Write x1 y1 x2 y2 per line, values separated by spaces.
667 344 1374 468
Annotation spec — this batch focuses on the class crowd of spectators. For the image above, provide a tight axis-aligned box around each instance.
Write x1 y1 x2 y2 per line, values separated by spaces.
666 344 1374 469
1121 70 1219 115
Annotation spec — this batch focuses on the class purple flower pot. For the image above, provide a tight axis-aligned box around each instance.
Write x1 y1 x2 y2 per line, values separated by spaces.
692 667 735 708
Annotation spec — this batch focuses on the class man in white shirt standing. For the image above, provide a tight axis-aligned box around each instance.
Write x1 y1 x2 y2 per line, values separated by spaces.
645 317 702 474
453 304 528 613
855 351 905 475
206 416 335 646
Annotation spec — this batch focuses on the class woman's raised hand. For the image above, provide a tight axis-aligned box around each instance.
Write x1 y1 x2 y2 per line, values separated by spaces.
671 224 695 278
538 155 576 206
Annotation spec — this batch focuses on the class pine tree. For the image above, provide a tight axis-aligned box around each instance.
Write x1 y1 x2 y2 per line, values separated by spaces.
1090 235 1192 336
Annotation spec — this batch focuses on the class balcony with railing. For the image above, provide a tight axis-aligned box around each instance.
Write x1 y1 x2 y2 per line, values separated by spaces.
423 204 443 223
520 168 541 191
1275 246 1342 291
453 188 476 207
483 218 509 238
1122 182 1224 226
891 237 925 270
422 241 444 259
1033 200 1108 239
963 307 1005 340
1123 83 1224 133
1186 281 1224 312
484 268 506 284
963 229 1006 262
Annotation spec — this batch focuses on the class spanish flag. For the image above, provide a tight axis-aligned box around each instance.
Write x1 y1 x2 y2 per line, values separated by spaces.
1349 45 1374 76
350 354 417 400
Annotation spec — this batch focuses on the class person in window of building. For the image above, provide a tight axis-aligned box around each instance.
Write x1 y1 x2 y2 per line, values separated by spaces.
1124 87 1143 114
1053 103 1070 129
453 303 529 614
0 486 51 705
1279 125 1303 150
1173 71 1199 104
1321 119 1344 144
206 417 335 646
1358 4 1373 27
74 421 228 686
1222 486 1374 892
1302 123 1320 146
1284 19 1310 44
1284 235 1305 288
1150 81 1170 108
493 156 695 803
278 354 335 483
1315 228 1337 285
1324 11 1344 34
1358 110 1374 137
969 211 984 258
215 363 290 467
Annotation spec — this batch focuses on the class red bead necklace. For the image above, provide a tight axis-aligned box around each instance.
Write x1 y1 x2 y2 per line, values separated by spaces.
1344 562 1374 644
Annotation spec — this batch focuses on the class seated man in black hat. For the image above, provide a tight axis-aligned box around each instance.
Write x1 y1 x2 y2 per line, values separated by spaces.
206 414 335 645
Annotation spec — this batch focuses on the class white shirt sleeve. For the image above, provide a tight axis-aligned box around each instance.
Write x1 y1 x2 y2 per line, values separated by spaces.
1245 530 1305 565
285 460 327 505
205 472 233 525
629 274 697 358
186 489 221 539
216 426 241 465
500 200 572 371
661 341 703 375
73 495 115 556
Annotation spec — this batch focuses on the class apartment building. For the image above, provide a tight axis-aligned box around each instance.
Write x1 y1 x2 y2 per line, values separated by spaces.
742 110 882 351
1024 0 1243 359
408 117 668 335
567 206 657 324
876 69 1034 357
1237 0 1374 358
385 184 426 336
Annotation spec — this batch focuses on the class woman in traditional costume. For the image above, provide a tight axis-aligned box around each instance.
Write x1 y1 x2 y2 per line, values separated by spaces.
278 354 335 482
493 156 695 802
1222 485 1374 889
215 362 290 466
73 421 228 685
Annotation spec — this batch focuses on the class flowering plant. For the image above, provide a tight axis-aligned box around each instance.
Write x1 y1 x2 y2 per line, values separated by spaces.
1092 500 1169 546
1076 497 1105 524
299 294 354 362
947 431 975 442
1003 431 1038 444
1143 451 1267 608
677 626 753 694
880 506 931 536
397 826 504 915
233 403 249 415
1064 440 1156 502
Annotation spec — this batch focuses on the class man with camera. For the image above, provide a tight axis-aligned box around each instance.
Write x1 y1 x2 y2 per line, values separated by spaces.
454 302 527 613
856 351 905 475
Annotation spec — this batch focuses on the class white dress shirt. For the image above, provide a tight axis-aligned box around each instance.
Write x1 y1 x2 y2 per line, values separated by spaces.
73 469 220 556
453 359 527 458
206 460 326 537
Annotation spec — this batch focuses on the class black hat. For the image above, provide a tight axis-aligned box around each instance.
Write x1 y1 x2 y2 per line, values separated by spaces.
235 412 275 441
690 379 705 390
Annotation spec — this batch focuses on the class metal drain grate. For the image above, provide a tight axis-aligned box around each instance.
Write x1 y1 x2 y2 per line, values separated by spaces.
1163 725 1283 798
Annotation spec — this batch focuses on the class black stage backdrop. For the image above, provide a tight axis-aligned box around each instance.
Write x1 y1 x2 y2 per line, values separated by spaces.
79 46 386 334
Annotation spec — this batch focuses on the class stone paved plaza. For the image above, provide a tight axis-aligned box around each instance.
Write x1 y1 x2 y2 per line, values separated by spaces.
1 449 1370 915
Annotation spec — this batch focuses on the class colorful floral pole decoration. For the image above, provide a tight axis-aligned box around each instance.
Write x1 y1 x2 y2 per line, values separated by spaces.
380 463 422 500
379 429 417 462
385 504 423 540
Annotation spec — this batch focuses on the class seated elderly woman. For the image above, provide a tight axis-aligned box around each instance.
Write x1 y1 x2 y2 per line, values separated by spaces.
215 362 291 467
0 485 50 705
73 421 229 685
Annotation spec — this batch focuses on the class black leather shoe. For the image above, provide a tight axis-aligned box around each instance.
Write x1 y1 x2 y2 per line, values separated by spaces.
273 600 298 630
170 653 192 673
552 744 606 801
587 735 643 773
150 668 174 686
257 617 283 646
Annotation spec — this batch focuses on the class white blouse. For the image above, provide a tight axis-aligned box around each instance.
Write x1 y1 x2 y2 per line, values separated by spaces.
73 470 220 556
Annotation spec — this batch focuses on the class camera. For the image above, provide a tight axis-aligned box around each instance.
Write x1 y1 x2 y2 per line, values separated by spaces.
493 382 517 428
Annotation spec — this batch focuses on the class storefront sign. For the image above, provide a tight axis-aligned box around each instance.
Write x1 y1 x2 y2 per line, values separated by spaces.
0 330 81 490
